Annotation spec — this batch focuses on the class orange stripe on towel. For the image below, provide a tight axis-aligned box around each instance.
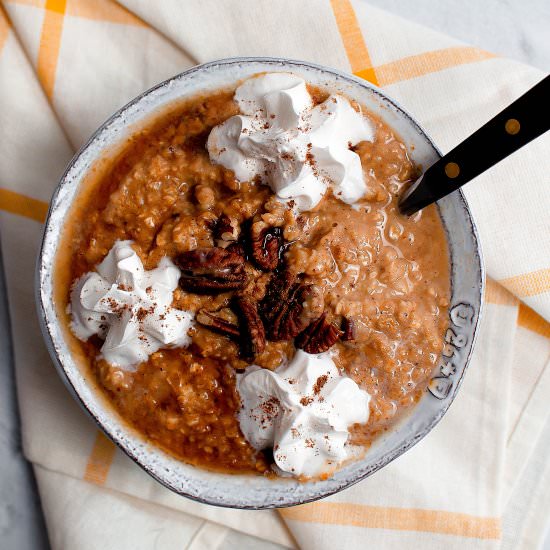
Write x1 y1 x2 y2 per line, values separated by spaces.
0 5 11 55
517 303 550 339
484 278 518 306
37 0 67 99
281 502 501 540
329 0 378 85
0 188 49 222
356 47 496 87
499 268 550 298
329 1 494 88
83 431 117 486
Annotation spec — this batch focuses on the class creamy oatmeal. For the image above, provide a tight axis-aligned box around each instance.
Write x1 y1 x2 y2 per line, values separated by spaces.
58 73 450 479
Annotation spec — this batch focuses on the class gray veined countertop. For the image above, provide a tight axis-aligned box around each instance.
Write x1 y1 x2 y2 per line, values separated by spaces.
0 1 548 549
0 239 50 550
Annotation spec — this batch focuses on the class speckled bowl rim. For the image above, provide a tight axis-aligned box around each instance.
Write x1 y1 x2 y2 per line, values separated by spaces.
36 57 484 509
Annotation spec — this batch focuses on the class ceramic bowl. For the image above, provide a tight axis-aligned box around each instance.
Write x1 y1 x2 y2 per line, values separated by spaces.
36 57 484 509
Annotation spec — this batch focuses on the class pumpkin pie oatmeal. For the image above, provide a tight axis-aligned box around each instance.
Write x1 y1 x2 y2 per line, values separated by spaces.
59 73 450 479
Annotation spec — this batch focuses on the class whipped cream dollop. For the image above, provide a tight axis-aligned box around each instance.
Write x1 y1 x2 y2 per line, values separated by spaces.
70 240 193 369
207 73 374 211
236 350 371 478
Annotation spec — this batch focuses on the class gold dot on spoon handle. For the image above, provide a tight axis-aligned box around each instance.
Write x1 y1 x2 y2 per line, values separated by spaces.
444 162 460 179
505 118 521 135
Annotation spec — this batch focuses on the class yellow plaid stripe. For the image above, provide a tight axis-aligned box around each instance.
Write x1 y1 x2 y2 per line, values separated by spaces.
0 3 11 54
500 268 550 298
356 47 496 87
282 502 501 539
83 431 116 485
518 303 550 339
0 188 48 222
330 0 379 85
37 0 67 99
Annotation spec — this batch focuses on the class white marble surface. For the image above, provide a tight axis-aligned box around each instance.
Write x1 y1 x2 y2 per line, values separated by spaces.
365 0 550 71
0 2 548 549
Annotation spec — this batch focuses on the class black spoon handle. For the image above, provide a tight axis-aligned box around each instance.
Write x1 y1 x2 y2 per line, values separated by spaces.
399 75 550 216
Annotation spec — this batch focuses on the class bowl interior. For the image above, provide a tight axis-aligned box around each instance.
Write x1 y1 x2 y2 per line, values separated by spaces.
37 58 484 509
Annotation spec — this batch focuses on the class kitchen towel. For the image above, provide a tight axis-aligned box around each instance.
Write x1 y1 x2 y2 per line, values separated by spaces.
0 0 548 548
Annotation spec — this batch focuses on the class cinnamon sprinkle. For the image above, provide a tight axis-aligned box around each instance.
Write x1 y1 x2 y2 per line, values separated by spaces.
136 307 149 322
313 374 329 395
300 395 314 406
258 396 280 428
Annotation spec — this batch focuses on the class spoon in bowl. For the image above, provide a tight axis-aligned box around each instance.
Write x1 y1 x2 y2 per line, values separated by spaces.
399 75 550 216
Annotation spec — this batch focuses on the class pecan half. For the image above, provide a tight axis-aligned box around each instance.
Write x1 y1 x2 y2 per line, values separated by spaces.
232 296 266 360
176 247 246 293
196 309 240 338
260 270 314 341
260 269 295 324
251 225 283 271
295 313 343 354
341 317 356 341
212 213 239 244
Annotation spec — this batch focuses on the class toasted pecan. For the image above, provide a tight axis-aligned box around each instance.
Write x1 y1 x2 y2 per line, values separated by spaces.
295 313 343 354
341 317 356 341
250 225 283 271
212 213 239 244
196 309 240 338
176 247 246 293
232 296 266 361
260 270 314 341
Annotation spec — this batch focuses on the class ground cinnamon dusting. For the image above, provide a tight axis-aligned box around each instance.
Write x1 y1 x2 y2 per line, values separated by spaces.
300 395 314 406
313 374 329 395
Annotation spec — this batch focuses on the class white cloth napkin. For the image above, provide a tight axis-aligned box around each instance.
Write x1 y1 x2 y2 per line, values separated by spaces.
0 0 548 548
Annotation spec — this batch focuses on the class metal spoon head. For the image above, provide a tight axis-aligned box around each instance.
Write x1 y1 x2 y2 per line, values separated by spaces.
398 174 436 216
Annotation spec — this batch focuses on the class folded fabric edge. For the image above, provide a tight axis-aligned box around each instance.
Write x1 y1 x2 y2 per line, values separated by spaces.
30 461 296 548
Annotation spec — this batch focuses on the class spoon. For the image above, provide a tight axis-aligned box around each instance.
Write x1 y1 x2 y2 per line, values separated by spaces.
399 75 550 216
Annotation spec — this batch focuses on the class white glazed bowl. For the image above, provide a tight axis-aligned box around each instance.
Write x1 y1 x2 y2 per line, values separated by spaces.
37 58 484 509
